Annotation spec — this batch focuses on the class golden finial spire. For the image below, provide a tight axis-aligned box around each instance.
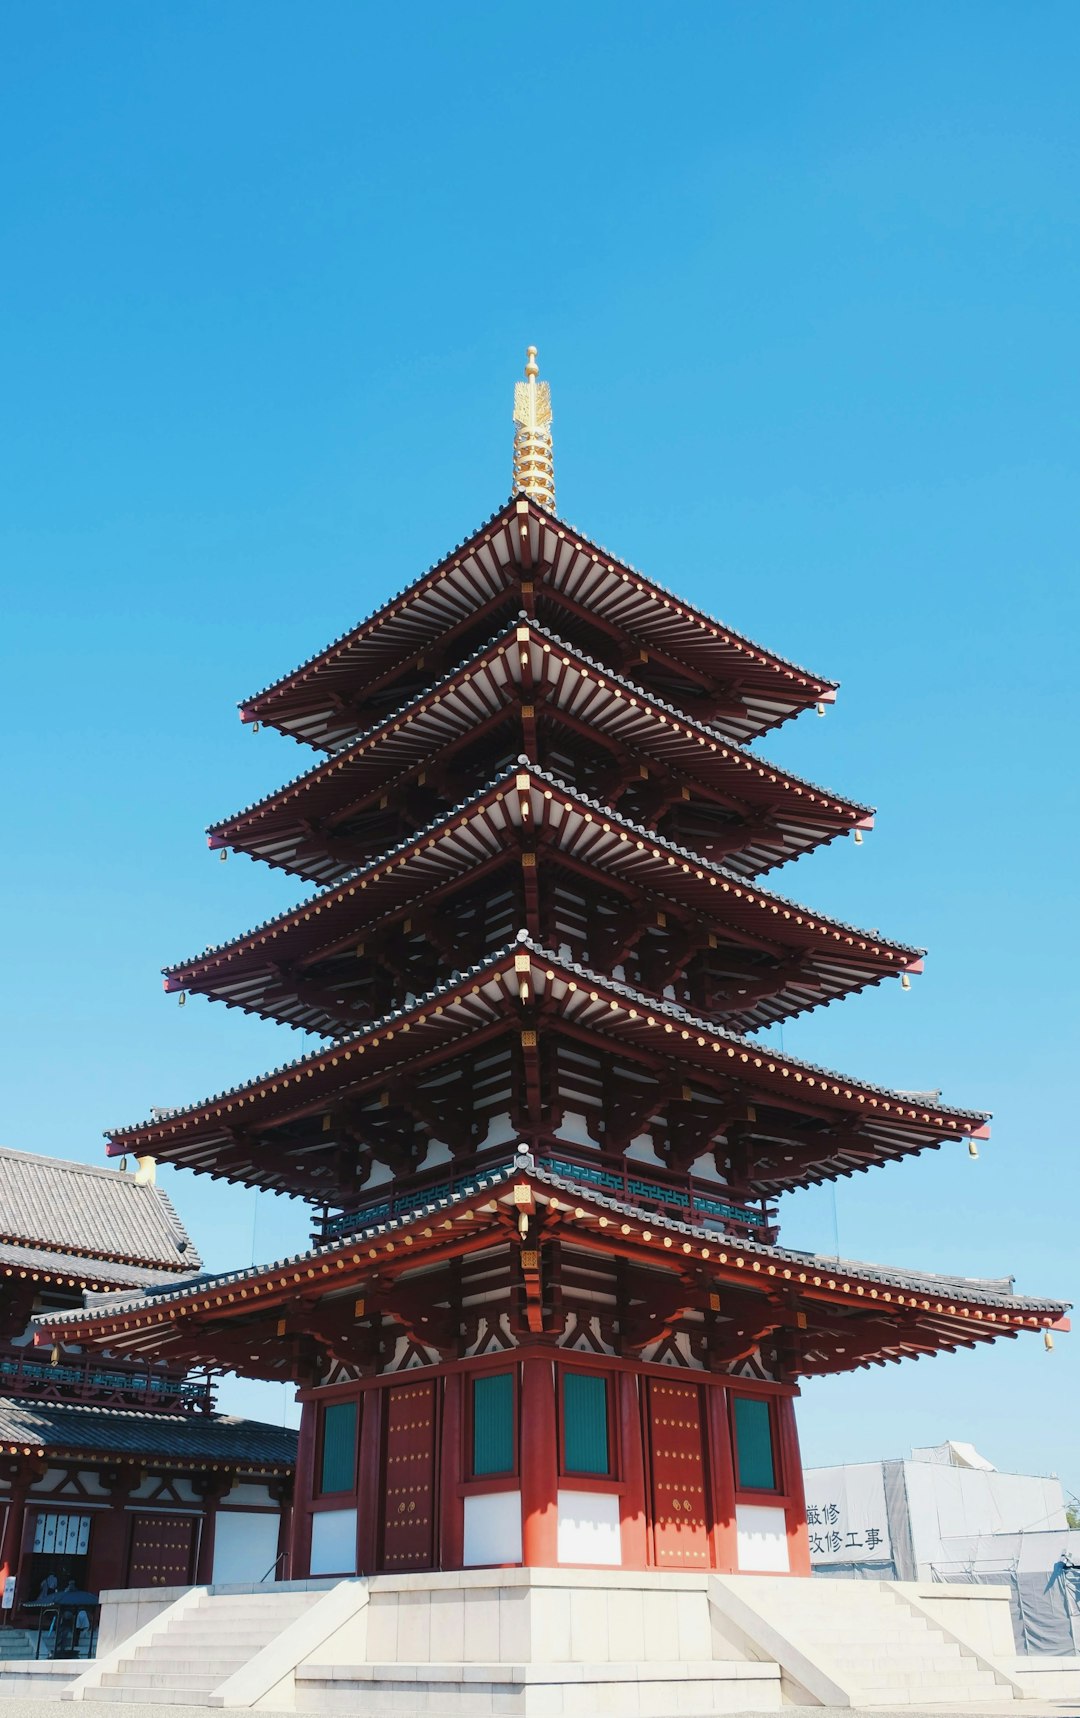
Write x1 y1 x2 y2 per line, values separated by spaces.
512 345 555 512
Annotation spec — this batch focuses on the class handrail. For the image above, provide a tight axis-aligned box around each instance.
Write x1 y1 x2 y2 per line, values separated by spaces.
257 1549 288 1584
315 1148 777 1244
0 1349 214 1414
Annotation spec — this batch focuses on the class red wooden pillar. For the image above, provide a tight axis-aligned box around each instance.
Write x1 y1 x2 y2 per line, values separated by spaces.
194 1476 230 1585
617 1369 648 1569
705 1382 738 1572
355 1387 383 1575
0 1471 31 1598
519 1357 558 1566
776 1393 811 1576
93 1475 137 1593
439 1373 464 1570
287 1399 318 1580
274 1484 293 1582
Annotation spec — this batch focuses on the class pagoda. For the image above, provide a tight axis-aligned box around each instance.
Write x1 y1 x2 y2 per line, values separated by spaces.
37 351 1067 1586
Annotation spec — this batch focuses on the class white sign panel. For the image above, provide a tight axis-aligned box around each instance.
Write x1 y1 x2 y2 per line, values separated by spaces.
803 1463 892 1564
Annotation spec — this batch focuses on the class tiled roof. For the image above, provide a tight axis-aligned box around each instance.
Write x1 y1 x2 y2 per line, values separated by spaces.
171 759 920 976
0 1147 200 1274
213 617 872 838
35 1156 1067 1328
111 934 985 1142
240 495 836 718
0 1240 198 1292
0 1397 296 1470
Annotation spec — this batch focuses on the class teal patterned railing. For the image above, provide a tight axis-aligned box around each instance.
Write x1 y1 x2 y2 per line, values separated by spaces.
317 1151 773 1243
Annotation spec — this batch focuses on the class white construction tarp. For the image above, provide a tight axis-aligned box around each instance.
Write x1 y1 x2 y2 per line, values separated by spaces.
803 1462 893 1565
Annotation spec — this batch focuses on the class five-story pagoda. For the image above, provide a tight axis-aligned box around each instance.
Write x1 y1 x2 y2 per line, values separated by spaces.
37 352 1067 1581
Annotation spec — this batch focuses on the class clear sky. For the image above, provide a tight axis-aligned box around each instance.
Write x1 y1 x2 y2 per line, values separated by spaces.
2 4 1077 1492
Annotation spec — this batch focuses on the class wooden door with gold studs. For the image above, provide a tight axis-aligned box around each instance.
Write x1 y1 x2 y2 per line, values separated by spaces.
647 1379 710 1567
380 1380 436 1570
125 1513 197 1588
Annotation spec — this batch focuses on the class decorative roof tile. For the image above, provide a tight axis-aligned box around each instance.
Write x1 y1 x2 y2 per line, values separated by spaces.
0 1147 200 1274
0 1396 296 1469
34 1158 1067 1335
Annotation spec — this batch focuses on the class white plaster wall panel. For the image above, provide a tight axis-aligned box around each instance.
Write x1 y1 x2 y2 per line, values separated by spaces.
211 1508 280 1585
309 1507 357 1576
463 1489 522 1566
222 1481 275 1506
736 1504 790 1572
479 1111 516 1150
557 1489 622 1565
552 1111 595 1147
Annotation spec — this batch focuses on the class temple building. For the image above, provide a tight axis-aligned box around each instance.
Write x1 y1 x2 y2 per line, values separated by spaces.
34 351 1067 1587
0 1146 296 1621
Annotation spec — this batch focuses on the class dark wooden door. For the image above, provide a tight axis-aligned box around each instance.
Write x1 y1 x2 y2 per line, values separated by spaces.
380 1379 436 1570
647 1378 710 1567
125 1513 196 1589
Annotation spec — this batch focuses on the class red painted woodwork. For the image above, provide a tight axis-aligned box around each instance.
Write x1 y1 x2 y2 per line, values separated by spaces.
125 1513 196 1588
520 1359 558 1564
288 1400 317 1580
617 1369 648 1567
438 1372 464 1570
705 1383 738 1571
355 1389 382 1575
776 1393 812 1576
0 1477 30 1594
380 1380 437 1570
647 1379 710 1568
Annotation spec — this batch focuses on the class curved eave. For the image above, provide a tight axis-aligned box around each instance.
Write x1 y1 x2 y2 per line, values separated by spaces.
111 940 986 1197
168 764 920 1039
33 1161 1065 1382
240 497 837 749
211 622 872 886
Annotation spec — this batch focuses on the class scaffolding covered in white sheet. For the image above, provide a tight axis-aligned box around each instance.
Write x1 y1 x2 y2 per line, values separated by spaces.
804 1443 1076 1654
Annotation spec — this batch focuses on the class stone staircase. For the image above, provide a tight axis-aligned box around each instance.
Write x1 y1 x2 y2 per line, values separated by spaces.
0 1628 38 1660
82 1588 323 1705
711 1574 1019 1708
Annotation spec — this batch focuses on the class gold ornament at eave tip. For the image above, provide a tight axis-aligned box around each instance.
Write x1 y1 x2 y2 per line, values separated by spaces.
512 345 555 512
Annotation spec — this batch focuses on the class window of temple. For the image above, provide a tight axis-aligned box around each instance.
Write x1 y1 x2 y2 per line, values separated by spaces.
731 1394 778 1492
560 1370 612 1477
471 1371 516 1477
318 1399 358 1495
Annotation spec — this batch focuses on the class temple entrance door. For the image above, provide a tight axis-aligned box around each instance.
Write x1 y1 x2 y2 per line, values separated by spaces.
125 1514 197 1589
646 1379 710 1568
379 1379 436 1571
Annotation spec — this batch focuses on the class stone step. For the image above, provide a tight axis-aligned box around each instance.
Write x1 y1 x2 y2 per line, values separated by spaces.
852 1685 1011 1703
84 1688 222 1705
191 1603 311 1621
126 1654 252 1675
820 1644 969 1667
100 1669 227 1690
197 1594 312 1609
144 1624 288 1644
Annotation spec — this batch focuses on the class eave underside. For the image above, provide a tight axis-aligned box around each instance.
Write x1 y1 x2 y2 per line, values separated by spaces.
241 498 837 749
171 767 920 1038
33 1164 1065 1385
211 624 871 886
109 942 987 1201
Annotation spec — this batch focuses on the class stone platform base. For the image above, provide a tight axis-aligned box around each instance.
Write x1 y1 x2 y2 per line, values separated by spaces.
298 1658 780 1716
80 1568 1080 1712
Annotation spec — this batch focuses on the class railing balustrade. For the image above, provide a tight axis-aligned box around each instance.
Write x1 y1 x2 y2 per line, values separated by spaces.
0 1349 213 1414
315 1147 777 1246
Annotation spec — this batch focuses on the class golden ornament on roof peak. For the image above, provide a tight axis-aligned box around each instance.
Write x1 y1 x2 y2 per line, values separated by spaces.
512 345 555 512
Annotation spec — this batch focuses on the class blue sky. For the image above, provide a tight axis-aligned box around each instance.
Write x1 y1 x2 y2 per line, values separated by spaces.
2 4 1077 1486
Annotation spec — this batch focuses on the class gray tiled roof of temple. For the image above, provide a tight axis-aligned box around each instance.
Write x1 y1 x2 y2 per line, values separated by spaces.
0 1396 296 1469
0 1146 200 1274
